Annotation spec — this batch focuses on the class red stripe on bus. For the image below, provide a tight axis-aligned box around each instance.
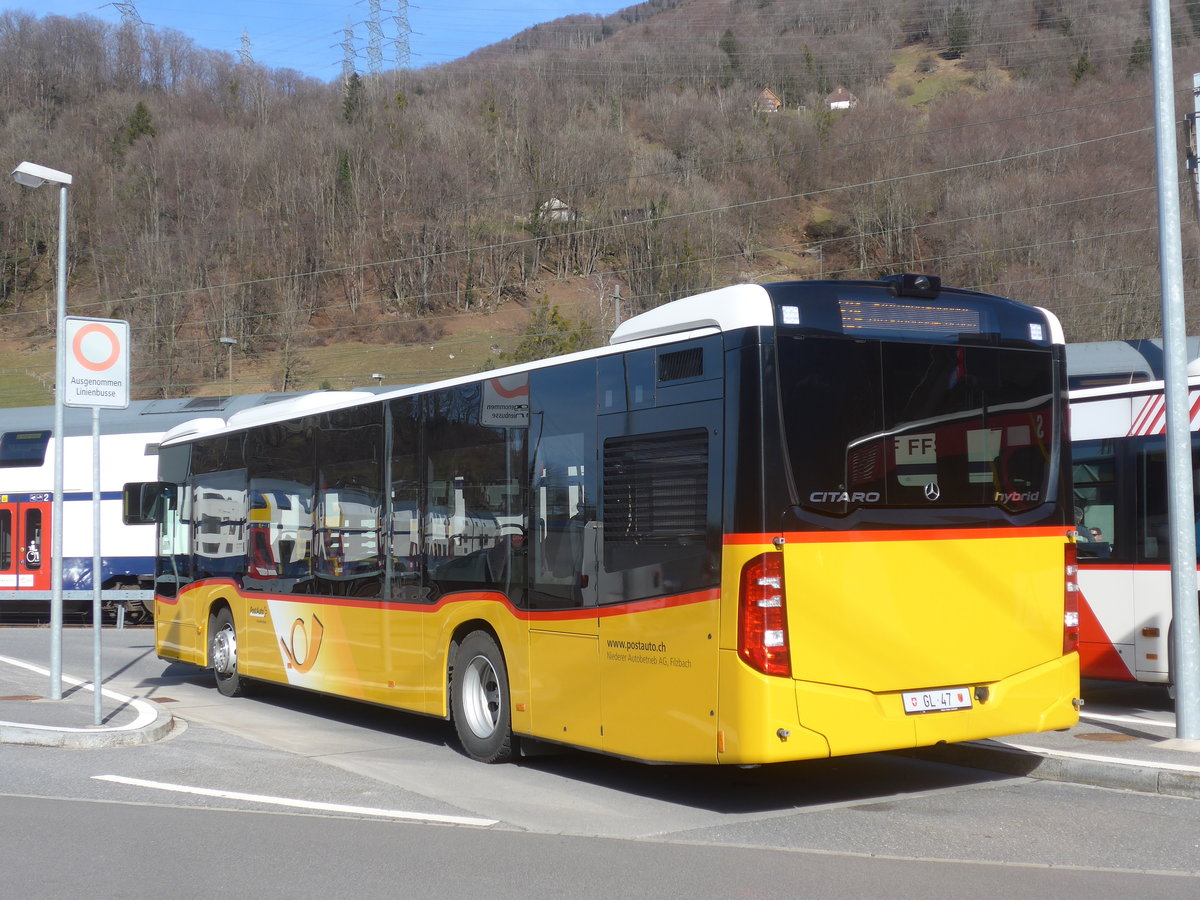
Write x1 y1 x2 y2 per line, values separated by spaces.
1077 562 1197 572
1190 391 1200 429
724 525 1069 545
1129 395 1163 436
1078 590 1135 681
168 579 717 621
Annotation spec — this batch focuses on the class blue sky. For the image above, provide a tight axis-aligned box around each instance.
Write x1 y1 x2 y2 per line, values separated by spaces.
13 1 630 80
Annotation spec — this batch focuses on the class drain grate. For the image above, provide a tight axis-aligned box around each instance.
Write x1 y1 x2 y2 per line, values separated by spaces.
0 695 42 701
1074 732 1136 742
150 697 178 703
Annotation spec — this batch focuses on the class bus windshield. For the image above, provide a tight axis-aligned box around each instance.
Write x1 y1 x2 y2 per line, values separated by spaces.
780 336 1056 516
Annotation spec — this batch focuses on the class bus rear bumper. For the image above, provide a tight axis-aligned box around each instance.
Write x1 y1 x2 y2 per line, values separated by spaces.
716 651 1080 764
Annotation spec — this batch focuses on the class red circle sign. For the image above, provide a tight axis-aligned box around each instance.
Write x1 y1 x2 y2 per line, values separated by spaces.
72 323 121 372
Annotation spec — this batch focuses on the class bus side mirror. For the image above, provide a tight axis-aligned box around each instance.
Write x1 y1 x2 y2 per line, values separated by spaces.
122 481 175 524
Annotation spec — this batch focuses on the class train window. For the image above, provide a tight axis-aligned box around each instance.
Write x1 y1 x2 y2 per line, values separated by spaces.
22 509 42 570
0 430 51 468
0 509 11 569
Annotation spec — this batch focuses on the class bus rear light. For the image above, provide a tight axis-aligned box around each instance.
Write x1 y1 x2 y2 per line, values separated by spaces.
1063 542 1080 655
739 552 791 677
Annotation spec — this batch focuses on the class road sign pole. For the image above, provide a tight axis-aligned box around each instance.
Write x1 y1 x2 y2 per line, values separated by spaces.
1150 0 1200 740
91 405 102 726
63 315 130 727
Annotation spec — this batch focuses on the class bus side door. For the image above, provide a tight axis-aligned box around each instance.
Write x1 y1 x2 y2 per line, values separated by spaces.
524 362 603 748
595 344 723 762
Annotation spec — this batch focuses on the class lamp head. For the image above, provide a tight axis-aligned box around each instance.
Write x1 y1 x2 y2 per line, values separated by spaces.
11 161 73 188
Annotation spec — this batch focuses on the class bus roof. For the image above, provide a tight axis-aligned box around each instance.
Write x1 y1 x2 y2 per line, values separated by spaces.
0 391 329 440
610 283 773 344
157 278 1061 448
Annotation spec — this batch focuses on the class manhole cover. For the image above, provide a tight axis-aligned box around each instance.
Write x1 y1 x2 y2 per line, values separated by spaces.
1074 732 1136 742
150 697 178 703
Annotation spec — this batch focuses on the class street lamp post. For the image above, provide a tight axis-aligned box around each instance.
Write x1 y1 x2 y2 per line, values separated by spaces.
12 160 73 700
219 336 237 394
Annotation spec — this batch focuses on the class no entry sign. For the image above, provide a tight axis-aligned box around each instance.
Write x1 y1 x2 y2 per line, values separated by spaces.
64 317 130 408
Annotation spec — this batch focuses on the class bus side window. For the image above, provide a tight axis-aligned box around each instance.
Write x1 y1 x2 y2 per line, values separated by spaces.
421 385 528 600
528 361 596 610
1136 440 1169 562
1137 436 1200 561
315 406 384 598
1072 439 1116 560
245 420 315 596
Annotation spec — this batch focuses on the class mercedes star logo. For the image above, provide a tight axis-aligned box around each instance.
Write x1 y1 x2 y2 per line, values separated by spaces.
923 482 941 501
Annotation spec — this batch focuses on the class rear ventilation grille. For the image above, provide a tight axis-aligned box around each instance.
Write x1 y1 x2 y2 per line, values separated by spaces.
658 348 703 382
603 428 708 548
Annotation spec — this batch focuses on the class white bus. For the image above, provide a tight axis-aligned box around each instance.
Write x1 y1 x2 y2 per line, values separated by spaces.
1070 366 1200 686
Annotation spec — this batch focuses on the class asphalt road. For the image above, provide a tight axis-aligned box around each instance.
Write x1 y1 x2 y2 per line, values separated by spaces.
2 626 1199 898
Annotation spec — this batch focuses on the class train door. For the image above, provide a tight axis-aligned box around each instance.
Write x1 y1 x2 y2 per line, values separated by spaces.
0 497 52 593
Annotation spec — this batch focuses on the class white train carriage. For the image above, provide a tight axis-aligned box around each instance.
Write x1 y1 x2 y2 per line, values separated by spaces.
0 391 332 620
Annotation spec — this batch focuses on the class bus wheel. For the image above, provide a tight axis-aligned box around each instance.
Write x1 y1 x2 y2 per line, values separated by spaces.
210 607 246 698
451 631 514 763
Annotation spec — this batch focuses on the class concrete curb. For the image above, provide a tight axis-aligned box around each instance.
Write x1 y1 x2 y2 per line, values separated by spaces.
914 739 1200 800
0 654 177 749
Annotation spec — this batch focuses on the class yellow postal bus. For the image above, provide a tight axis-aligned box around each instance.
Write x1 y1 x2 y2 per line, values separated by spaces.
125 275 1080 764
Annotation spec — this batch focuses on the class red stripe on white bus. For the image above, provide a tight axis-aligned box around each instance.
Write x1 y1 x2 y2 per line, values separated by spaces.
1127 390 1200 436
1077 590 1135 681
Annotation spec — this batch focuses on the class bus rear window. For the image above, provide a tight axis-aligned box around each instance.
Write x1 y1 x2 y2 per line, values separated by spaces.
0 430 51 468
779 336 1056 515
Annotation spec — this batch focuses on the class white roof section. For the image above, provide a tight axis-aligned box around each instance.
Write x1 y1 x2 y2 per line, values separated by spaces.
159 416 229 446
1069 373 1200 403
610 283 774 344
160 391 369 447
157 318 725 447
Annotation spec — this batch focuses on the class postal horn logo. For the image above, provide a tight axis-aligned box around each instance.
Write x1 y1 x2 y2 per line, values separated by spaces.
280 614 325 673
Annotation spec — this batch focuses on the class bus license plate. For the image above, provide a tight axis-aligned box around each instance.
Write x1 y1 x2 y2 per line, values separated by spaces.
902 687 972 715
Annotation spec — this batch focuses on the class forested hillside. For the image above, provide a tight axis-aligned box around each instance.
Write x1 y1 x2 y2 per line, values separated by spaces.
1 0 1196 403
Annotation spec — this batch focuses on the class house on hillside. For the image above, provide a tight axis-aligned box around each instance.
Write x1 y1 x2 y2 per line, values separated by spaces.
826 86 859 110
753 87 783 113
538 198 578 223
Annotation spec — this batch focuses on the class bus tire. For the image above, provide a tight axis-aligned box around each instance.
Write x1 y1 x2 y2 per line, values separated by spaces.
210 607 246 698
451 631 514 763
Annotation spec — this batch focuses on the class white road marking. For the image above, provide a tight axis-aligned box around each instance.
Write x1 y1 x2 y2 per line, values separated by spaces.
1081 711 1175 729
0 655 159 732
994 741 1200 773
93 774 498 827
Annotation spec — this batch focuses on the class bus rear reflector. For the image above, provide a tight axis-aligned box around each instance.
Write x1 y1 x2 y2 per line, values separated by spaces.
1064 542 1080 655
738 552 791 677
